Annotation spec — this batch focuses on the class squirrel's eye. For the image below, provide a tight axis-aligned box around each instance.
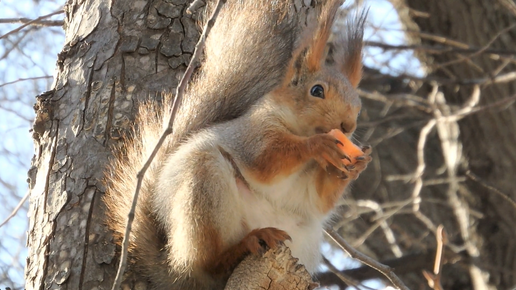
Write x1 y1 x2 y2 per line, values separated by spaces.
310 85 324 99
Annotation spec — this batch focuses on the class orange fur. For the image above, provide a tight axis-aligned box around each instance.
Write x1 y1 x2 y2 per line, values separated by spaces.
345 56 363 88
248 131 312 183
242 2 369 215
315 167 350 213
305 1 343 72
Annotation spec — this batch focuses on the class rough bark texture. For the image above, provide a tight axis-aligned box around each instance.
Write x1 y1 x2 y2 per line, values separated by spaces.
346 1 516 289
225 245 318 290
25 0 320 289
26 0 196 287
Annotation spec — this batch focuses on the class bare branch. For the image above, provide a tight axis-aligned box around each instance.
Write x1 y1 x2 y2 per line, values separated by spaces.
321 256 363 290
0 76 53 88
317 251 439 286
465 170 516 210
0 192 29 229
352 200 403 258
0 10 64 40
0 18 63 27
432 24 516 70
423 225 447 290
324 228 411 290
365 40 516 56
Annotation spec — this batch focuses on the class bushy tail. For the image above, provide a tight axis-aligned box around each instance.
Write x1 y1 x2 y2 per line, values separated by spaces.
171 1 304 146
103 99 174 288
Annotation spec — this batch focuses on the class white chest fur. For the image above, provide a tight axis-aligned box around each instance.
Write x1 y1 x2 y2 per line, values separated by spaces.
239 169 328 272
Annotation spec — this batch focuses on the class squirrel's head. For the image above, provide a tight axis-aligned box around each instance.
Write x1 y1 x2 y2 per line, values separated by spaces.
271 1 367 138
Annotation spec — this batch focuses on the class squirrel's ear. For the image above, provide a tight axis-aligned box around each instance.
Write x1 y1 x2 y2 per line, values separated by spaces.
329 10 367 88
282 1 343 86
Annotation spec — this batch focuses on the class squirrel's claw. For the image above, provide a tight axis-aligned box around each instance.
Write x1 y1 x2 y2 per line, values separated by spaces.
361 145 372 155
341 153 352 163
308 133 347 171
243 227 291 256
337 170 349 180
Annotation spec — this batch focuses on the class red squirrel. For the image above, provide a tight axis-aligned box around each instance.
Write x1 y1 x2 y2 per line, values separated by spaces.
104 1 370 289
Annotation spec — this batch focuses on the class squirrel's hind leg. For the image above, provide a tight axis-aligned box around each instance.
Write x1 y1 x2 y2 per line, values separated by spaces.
154 140 253 285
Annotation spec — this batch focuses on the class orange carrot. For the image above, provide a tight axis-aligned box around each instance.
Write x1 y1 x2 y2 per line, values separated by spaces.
328 129 363 166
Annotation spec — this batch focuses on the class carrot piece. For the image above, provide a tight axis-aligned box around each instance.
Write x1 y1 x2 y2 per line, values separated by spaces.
328 129 364 165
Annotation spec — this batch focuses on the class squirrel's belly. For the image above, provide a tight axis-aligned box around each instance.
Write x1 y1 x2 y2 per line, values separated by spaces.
239 173 324 273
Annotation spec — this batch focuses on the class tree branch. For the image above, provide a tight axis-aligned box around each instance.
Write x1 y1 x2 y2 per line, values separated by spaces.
325 228 411 290
0 10 64 40
0 18 63 27
225 245 318 290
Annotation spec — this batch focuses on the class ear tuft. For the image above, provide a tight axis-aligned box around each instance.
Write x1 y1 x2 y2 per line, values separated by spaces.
330 9 367 88
304 0 343 72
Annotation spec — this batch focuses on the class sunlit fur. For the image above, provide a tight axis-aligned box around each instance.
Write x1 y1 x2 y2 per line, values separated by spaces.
104 1 369 289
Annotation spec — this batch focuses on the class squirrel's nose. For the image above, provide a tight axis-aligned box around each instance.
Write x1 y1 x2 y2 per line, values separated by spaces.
340 121 356 134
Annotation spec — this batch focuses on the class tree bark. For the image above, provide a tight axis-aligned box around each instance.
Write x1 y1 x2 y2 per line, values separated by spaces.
25 0 319 289
225 245 318 290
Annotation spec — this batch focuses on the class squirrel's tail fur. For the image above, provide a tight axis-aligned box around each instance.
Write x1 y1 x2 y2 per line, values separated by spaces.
170 0 303 146
104 1 305 288
104 100 173 288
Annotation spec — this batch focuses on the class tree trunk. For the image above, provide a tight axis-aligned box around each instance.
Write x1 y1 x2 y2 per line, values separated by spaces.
26 0 195 287
25 0 318 289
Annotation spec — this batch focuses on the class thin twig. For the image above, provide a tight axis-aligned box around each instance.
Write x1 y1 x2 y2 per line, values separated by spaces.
465 170 516 210
0 18 63 27
410 96 437 210
111 1 226 289
433 24 516 70
0 76 53 88
0 192 29 228
417 31 473 49
321 256 362 290
0 10 64 40
324 228 411 290
433 226 446 275
365 40 516 56
423 225 446 290
352 200 403 258
187 0 206 14
358 89 433 114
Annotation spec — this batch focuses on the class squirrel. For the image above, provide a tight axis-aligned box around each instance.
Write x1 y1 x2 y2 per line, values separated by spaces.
103 0 370 289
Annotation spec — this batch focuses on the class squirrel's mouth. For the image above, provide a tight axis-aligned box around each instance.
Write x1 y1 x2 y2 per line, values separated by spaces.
315 127 328 134
315 126 342 134
315 126 354 138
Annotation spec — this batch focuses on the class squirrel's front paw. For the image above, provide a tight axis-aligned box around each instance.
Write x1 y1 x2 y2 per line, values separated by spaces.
339 145 372 180
242 227 291 255
307 134 349 171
